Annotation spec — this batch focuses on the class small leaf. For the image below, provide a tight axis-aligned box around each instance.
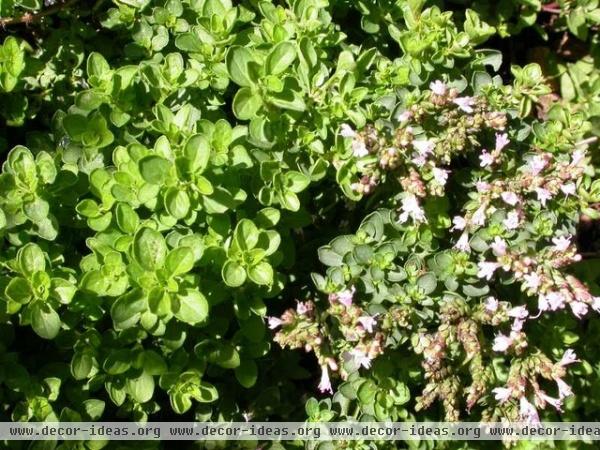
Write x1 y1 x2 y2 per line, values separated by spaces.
133 228 168 271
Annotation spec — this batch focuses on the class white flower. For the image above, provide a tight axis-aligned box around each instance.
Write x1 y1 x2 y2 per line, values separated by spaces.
501 191 519 206
453 96 474 113
451 216 467 231
527 155 547 176
493 333 513 352
454 232 471 252
558 349 579 367
478 261 499 280
495 133 510 152
413 139 435 156
358 316 377 333
592 296 600 313
268 317 283 329
508 305 529 320
552 235 571 252
399 194 426 223
545 292 566 311
560 183 576 196
503 211 520 230
492 387 512 403
491 237 507 256
432 167 449 186
535 188 552 206
485 296 499 312
523 272 541 291
479 151 495 167
318 366 333 394
519 397 540 424
511 319 525 332
537 392 563 412
348 349 373 369
571 149 586 166
555 377 573 399
340 123 356 138
411 154 427 167
352 140 369 158
471 204 487 226
570 301 589 318
430 80 447 96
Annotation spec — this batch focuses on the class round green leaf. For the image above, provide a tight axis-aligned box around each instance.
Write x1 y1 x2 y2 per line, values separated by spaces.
222 260 246 287
174 289 209 325
133 228 168 271
139 155 171 185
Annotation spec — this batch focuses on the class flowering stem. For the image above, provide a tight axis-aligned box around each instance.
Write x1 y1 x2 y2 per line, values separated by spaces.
0 0 79 28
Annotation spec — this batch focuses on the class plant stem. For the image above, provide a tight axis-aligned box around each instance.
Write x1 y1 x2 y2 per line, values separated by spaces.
0 0 79 28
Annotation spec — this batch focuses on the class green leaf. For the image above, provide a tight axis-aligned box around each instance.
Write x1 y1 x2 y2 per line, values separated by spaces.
226 46 257 87
266 41 296 75
18 243 46 276
233 218 259 251
184 134 211 173
139 155 171 185
111 289 148 330
232 87 263 120
126 371 155 404
222 260 246 287
31 303 61 340
164 188 190 219
87 52 110 79
417 273 437 295
115 203 139 234
247 261 273 286
5 277 32 304
235 359 258 388
133 228 168 271
166 247 195 276
174 289 209 325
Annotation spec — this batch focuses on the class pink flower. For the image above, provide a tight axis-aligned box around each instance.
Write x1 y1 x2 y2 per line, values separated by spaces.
480 151 495 167
491 237 507 256
268 317 283 329
399 194 426 223
476 181 491 192
397 110 412 122
555 377 573 399
527 155 547 176
503 211 520 230
519 397 540 423
451 216 467 231
552 235 571 252
478 261 499 280
493 333 513 352
558 349 579 367
318 366 333 394
535 188 552 206
430 80 447 96
340 123 356 138
454 232 470 252
485 296 499 312
413 139 435 156
560 183 576 196
495 133 510 151
511 319 525 332
508 306 529 320
296 301 311 315
546 292 566 311
358 316 377 333
411 154 427 167
432 167 449 185
348 349 373 369
537 392 563 412
493 387 512 403
337 286 356 307
501 191 519 206
523 272 541 291
570 301 589 318
453 96 474 113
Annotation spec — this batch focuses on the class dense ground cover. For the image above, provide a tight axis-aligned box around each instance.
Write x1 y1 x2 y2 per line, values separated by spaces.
1 0 600 449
